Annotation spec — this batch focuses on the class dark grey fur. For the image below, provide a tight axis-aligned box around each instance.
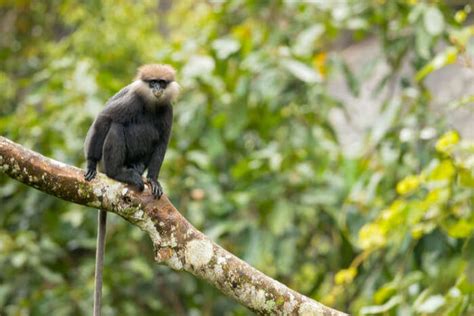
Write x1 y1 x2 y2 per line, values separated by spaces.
84 83 173 198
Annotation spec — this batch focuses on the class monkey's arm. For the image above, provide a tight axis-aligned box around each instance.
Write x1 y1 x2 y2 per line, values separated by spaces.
84 115 112 180
146 107 173 198
146 140 169 198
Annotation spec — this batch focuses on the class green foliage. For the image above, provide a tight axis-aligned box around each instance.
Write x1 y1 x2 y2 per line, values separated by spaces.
1 1 473 315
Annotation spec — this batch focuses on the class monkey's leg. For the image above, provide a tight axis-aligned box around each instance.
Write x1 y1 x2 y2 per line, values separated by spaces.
93 210 107 316
130 162 146 175
102 124 144 191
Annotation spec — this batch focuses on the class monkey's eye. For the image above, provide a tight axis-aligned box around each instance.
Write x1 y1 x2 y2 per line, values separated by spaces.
148 80 169 88
158 79 168 86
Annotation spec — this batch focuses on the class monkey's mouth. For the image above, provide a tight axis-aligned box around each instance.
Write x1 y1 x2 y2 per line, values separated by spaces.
153 88 164 98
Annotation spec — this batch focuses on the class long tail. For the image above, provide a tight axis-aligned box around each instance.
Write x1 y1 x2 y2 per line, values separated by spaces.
93 210 107 316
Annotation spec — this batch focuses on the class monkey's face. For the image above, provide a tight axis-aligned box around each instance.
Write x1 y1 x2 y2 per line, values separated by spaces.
134 79 179 105
140 79 179 104
148 79 170 99
136 64 179 104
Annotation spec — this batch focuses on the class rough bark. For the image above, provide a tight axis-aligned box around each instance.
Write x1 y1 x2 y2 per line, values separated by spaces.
0 136 347 316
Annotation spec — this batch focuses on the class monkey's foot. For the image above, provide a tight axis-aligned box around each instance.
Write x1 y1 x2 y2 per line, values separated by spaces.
147 178 163 199
133 177 145 192
84 168 97 181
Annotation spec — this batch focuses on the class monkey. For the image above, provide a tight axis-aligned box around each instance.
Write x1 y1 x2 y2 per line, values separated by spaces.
84 64 179 196
83 64 179 316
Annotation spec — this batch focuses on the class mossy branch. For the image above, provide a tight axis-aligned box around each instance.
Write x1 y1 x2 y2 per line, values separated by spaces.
0 136 347 316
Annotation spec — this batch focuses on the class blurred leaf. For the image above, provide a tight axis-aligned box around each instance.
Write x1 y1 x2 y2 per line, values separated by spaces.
212 37 240 59
416 294 446 313
61 209 84 227
423 7 445 36
127 258 154 280
341 61 360 97
360 296 402 314
280 59 322 83
293 24 325 57
445 220 474 239
269 201 293 235
186 151 210 169
463 237 474 283
374 283 396 304
182 55 215 79
415 26 431 59
415 47 458 81
370 100 401 145
459 169 474 188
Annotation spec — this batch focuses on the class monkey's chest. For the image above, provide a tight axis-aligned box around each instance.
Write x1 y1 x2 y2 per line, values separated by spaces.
123 123 160 160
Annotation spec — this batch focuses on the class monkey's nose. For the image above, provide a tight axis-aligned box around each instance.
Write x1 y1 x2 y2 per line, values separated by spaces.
153 89 164 98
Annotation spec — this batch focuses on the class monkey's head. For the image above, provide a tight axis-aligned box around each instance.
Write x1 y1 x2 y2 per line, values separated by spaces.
135 64 180 104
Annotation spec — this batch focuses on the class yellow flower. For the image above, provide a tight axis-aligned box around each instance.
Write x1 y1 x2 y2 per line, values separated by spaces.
335 267 357 285
435 131 460 154
396 175 420 195
359 224 386 249
429 160 456 181
313 52 327 78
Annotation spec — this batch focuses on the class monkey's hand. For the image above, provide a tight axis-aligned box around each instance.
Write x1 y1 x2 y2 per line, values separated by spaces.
147 177 163 199
84 160 97 181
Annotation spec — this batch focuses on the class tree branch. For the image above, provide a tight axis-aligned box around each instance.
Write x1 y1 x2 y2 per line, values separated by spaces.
0 136 347 316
